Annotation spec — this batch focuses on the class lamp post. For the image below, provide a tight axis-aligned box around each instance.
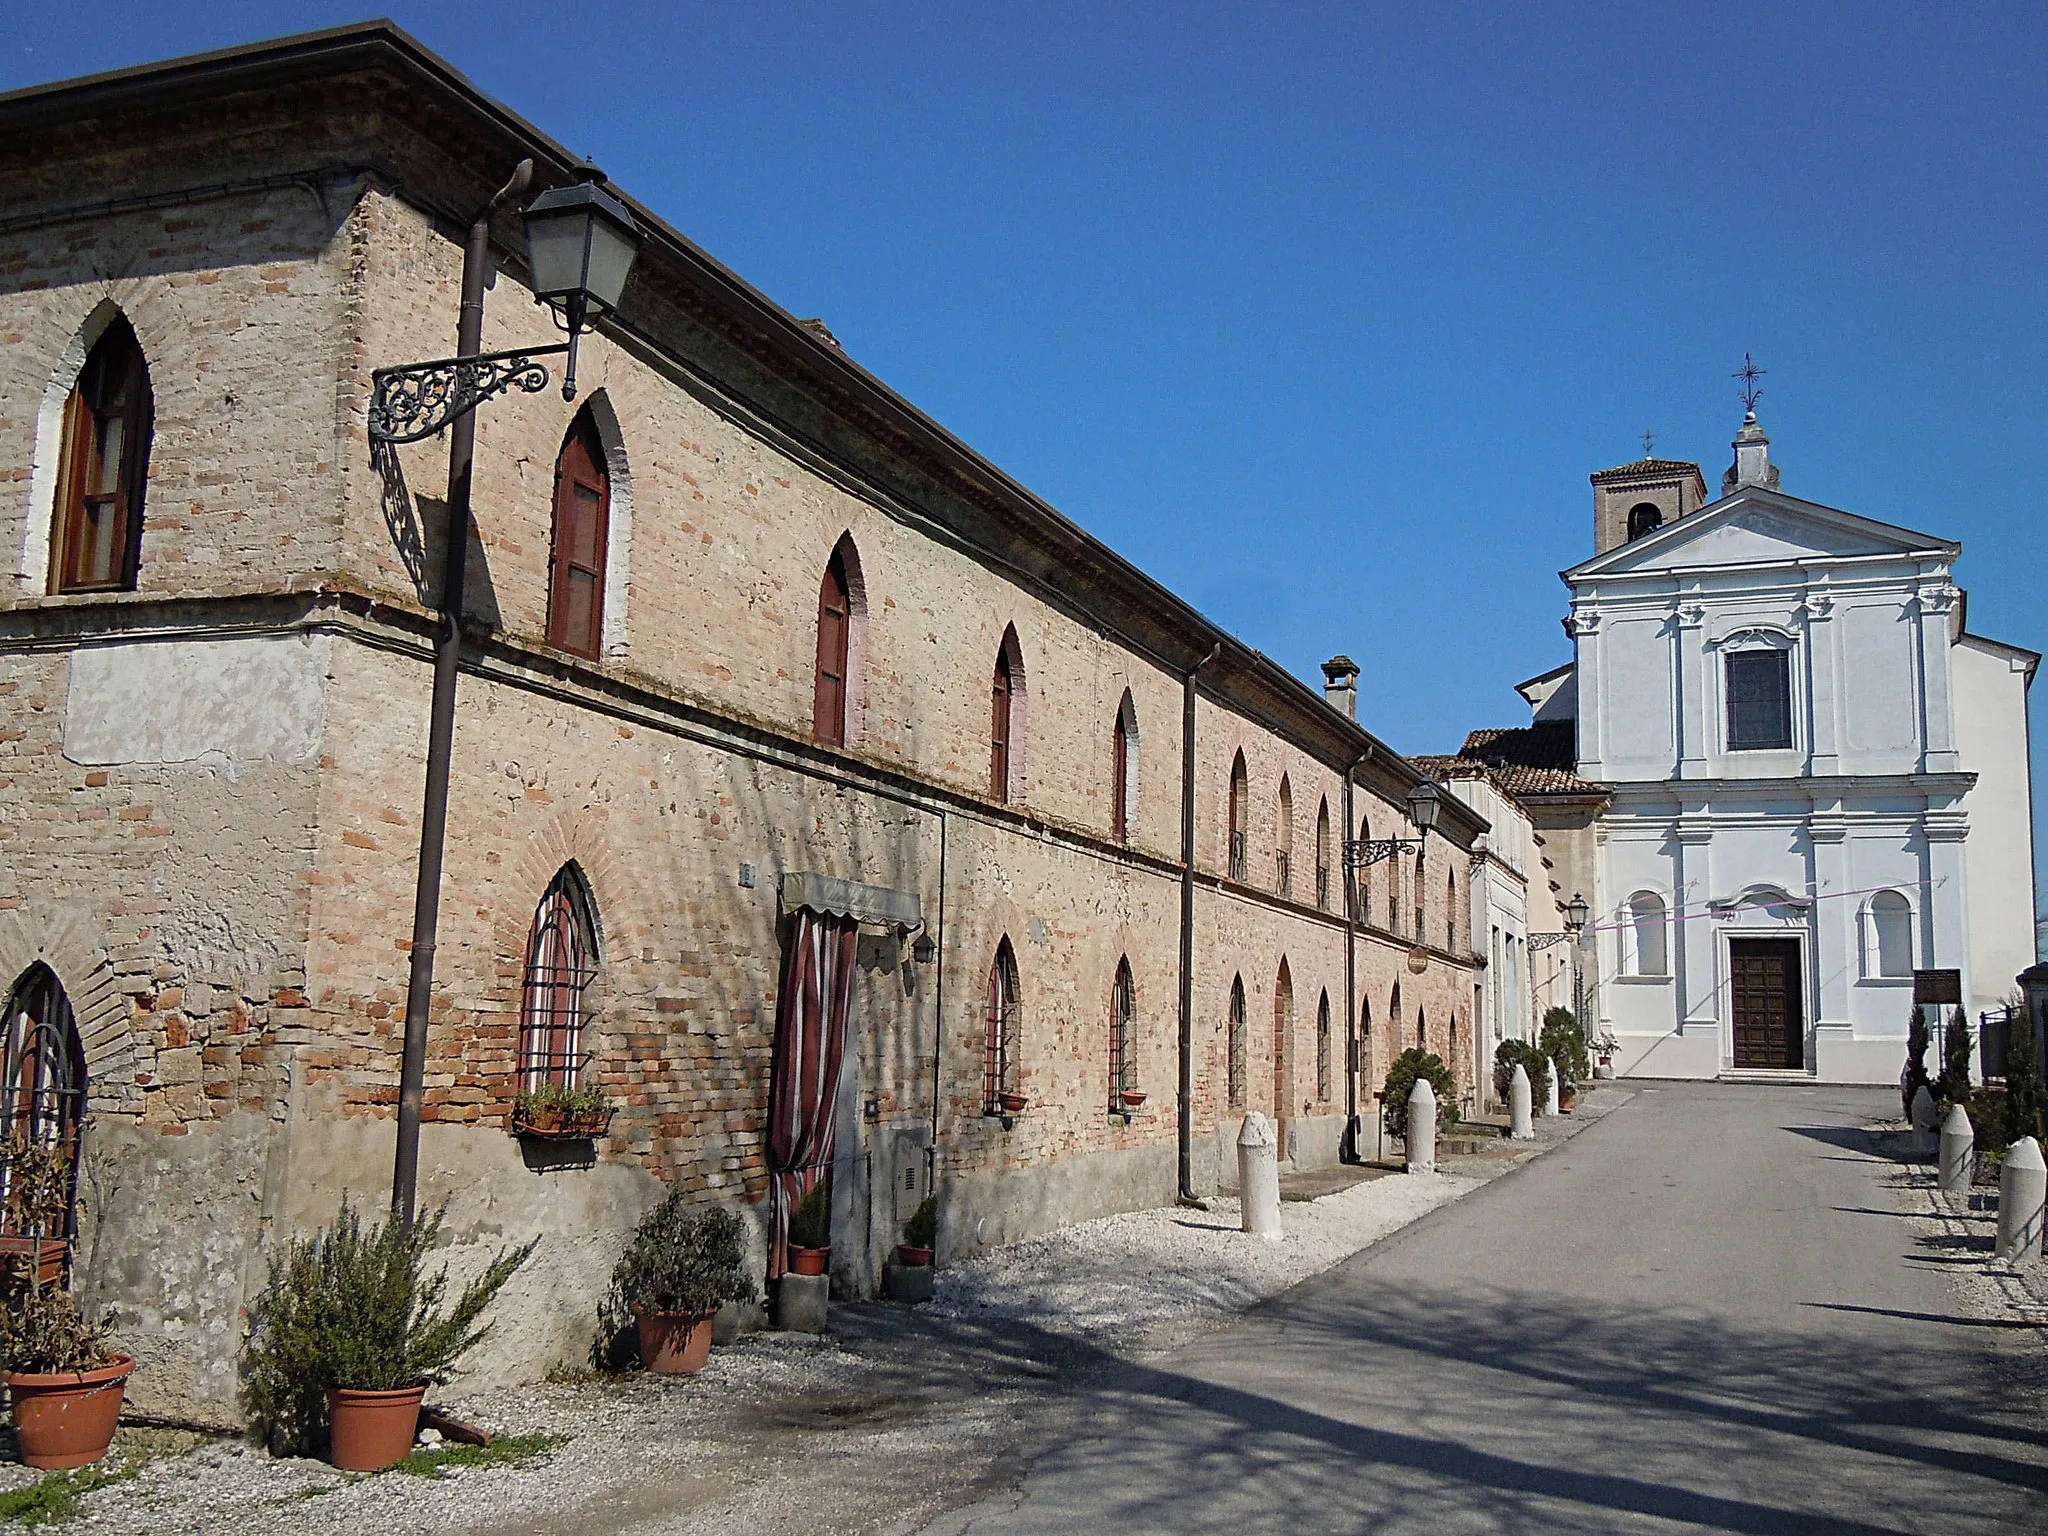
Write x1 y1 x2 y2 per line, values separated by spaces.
1344 779 1442 870
373 160 641 1229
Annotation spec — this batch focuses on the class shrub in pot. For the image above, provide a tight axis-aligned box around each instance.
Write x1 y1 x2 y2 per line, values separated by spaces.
242 1199 535 1471
511 1081 612 1139
1381 1049 1459 1144
1540 1007 1591 1099
1491 1039 1551 1113
0 1134 131 1471
897 1194 937 1268
786 1181 831 1277
609 1193 755 1376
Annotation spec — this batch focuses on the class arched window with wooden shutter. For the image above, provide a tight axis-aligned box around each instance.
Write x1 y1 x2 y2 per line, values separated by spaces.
51 317 152 594
546 411 610 659
1111 691 1138 844
814 543 852 745
991 626 1023 804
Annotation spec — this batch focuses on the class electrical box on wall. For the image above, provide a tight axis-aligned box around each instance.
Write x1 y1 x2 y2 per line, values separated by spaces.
891 1129 932 1223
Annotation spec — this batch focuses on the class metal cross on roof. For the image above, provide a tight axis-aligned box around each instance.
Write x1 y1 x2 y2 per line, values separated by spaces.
1641 428 1656 457
1734 353 1766 414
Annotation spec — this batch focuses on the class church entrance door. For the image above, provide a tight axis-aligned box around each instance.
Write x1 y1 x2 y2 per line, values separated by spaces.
1729 938 1804 1070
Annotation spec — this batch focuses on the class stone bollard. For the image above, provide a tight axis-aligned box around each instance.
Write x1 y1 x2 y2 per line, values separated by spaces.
1509 1063 1534 1141
1542 1060 1560 1118
1911 1085 1939 1159
1996 1136 2047 1263
1406 1077 1437 1175
1237 1112 1282 1239
1938 1103 1975 1197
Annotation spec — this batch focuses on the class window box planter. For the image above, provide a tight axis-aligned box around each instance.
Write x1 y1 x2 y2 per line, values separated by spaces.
510 1102 614 1140
996 1091 1029 1115
1119 1089 1148 1109
0 1236 70 1291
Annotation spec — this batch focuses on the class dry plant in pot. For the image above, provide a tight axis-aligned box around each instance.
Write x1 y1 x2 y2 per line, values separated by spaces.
896 1194 937 1269
0 1136 130 1471
785 1181 831 1278
608 1192 756 1376
241 1198 536 1472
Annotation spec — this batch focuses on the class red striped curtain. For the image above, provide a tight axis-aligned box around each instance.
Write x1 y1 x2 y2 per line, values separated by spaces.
767 908 859 1279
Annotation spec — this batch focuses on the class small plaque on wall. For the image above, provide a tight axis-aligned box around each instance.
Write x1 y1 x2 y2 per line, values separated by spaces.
1912 969 1961 1005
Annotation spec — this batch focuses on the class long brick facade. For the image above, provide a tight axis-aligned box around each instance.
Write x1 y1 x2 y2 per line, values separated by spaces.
0 24 1485 1417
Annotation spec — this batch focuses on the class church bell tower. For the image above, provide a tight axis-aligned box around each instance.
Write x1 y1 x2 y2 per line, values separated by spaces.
1589 454 1709 556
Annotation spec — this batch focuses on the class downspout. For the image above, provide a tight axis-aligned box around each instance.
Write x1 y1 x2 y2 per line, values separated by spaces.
1178 642 1223 1206
927 809 948 1206
391 159 534 1228
1340 747 1370 1163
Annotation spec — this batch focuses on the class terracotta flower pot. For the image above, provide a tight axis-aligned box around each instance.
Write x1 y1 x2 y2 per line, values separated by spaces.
788 1244 829 1277
1119 1089 1147 1108
326 1383 427 1472
4 1354 133 1470
997 1092 1029 1114
896 1244 933 1268
634 1309 715 1375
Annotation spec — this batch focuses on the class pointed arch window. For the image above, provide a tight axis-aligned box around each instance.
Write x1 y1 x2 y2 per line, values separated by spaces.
1273 960 1293 1115
1227 753 1249 882
1275 776 1294 897
52 317 152 594
520 865 600 1092
547 411 610 659
1 965 86 1274
1226 975 1247 1109
1110 958 1136 1108
991 628 1024 804
1446 870 1458 950
1316 992 1332 1103
1111 692 1138 844
814 538 866 746
985 939 1019 1112
1315 799 1331 910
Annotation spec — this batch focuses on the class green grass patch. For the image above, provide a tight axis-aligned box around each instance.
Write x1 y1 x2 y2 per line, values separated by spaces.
391 1434 564 1480
0 1461 139 1526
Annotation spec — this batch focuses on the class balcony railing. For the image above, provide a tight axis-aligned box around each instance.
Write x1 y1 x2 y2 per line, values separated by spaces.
1275 850 1291 898
1228 831 1247 882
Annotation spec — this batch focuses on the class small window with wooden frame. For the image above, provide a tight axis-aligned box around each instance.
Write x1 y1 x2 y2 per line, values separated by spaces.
546 410 610 659
813 537 865 746
984 938 1020 1112
519 865 600 1092
51 317 152 594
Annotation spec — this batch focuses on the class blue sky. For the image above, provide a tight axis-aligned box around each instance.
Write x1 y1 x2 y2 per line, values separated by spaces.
8 4 2046 926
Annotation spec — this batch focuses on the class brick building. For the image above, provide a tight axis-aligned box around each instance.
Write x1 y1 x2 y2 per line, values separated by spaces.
0 23 1483 1419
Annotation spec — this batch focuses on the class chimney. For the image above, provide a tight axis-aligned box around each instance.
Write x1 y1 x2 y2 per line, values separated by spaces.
1321 655 1359 720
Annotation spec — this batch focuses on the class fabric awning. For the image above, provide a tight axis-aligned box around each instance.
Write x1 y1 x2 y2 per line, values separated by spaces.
780 872 923 929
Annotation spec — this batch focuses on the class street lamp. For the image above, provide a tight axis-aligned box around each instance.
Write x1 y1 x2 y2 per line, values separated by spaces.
1565 892 1590 935
378 160 641 1229
1344 778 1443 869
369 165 642 444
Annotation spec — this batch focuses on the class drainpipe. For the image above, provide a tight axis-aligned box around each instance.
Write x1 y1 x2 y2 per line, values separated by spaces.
1178 642 1223 1206
927 810 948 1206
390 160 534 1229
1340 748 1370 1163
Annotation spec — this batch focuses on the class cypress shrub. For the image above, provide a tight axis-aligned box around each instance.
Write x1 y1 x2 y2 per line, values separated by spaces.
1492 1039 1551 1110
2004 998 2044 1150
1382 1048 1458 1142
1902 1004 1932 1122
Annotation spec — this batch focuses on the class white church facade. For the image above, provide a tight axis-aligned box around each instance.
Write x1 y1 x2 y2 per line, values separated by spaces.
1518 412 2037 1084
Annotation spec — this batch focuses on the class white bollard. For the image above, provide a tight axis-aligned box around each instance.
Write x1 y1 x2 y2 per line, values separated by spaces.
1405 1077 1437 1175
1237 1112 1282 1239
1995 1136 2046 1263
1911 1084 1939 1159
1938 1103 1975 1197
1542 1060 1560 1118
1509 1062 1534 1140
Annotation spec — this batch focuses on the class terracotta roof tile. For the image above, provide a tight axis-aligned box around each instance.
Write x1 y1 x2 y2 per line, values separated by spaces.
1590 458 1704 480
1412 722 1610 800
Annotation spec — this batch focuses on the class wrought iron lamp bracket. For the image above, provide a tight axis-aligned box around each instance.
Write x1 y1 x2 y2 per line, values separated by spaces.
1344 837 1420 870
368 344 571 444
1528 930 1578 951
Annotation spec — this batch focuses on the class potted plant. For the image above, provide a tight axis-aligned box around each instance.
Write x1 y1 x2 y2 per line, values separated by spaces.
1541 1007 1590 1114
610 1191 755 1376
786 1181 831 1277
0 1135 131 1472
1592 1030 1619 1080
511 1081 613 1140
241 1199 535 1472
897 1194 937 1269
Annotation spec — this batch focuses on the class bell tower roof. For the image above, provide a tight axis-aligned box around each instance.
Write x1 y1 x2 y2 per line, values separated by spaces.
1589 457 1709 556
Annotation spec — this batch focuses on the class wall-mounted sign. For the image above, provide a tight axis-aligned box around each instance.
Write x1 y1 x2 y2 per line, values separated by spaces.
1407 946 1430 974
1912 969 1962 1005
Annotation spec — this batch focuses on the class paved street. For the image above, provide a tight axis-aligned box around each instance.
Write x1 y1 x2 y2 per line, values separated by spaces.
922 1083 2048 1534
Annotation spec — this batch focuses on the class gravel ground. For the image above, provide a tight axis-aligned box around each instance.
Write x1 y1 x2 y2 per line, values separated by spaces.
13 1099 1608 1535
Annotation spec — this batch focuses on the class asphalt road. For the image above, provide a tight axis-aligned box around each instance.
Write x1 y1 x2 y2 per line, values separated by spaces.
919 1081 2048 1535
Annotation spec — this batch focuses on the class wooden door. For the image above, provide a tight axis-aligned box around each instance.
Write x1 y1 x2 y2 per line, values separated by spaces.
1730 939 1804 1069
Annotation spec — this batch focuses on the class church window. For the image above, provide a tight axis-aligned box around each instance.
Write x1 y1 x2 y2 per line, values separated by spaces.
1626 502 1663 542
1627 892 1669 977
52 317 152 594
1726 649 1792 750
1867 891 1913 979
